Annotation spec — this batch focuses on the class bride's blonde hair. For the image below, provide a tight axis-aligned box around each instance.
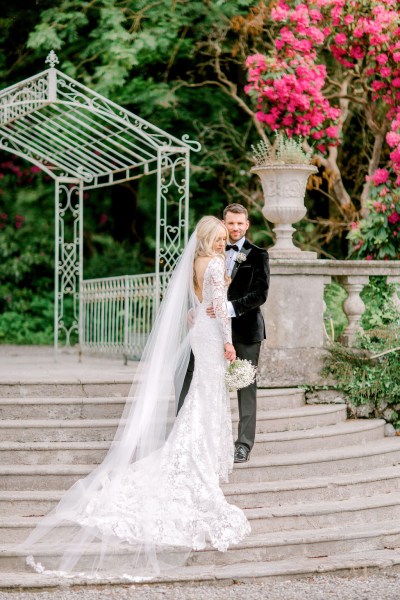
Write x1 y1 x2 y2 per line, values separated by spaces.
194 216 228 259
193 216 229 293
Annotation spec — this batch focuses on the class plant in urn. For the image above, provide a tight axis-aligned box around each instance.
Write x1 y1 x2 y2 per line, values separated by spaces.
251 133 318 258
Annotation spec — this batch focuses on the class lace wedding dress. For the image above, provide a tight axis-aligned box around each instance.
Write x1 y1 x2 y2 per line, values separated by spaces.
24 253 250 581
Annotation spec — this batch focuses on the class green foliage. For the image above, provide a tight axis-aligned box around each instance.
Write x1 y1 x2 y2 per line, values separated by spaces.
324 282 348 341
361 276 400 330
323 279 400 428
251 133 312 166
348 173 400 259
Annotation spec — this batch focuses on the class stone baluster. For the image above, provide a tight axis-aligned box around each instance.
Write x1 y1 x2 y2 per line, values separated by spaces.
336 275 370 346
387 276 400 312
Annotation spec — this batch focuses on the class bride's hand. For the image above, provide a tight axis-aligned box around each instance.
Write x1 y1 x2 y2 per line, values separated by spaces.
224 343 236 362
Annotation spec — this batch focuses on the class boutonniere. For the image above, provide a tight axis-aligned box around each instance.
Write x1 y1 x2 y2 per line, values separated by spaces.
236 252 247 264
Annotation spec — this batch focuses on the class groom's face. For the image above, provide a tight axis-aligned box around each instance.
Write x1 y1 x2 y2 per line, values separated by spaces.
224 211 249 243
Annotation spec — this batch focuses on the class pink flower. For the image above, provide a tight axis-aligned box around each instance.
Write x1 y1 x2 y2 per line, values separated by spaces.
375 53 389 65
326 125 339 138
372 201 382 212
392 78 400 88
0 213 7 220
365 255 373 261
334 33 347 45
388 212 400 225
372 168 390 185
372 80 387 91
380 67 391 78
350 46 365 60
386 131 400 147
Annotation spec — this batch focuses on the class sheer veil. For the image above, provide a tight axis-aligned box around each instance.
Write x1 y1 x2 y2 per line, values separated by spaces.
21 232 199 580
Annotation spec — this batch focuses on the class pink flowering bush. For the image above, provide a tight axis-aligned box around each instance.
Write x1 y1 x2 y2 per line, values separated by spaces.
387 111 400 183
348 170 400 259
244 0 400 257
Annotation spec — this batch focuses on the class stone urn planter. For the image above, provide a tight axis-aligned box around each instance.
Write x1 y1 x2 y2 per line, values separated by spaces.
251 163 318 259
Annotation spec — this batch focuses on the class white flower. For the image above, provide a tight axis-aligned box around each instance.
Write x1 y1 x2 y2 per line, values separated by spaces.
225 358 256 390
236 252 247 264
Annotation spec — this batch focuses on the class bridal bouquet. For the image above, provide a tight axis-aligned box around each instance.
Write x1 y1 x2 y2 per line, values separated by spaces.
225 358 256 391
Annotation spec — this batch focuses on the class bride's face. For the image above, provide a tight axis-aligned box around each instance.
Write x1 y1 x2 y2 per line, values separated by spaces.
213 227 227 254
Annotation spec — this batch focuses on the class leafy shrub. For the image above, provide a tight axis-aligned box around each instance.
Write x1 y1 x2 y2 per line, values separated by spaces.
348 169 400 260
323 280 400 428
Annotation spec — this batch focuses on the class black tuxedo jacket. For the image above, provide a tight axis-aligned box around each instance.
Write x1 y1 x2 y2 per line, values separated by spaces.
228 239 270 344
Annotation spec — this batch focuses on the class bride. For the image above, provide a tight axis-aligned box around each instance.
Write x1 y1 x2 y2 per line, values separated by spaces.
22 216 251 581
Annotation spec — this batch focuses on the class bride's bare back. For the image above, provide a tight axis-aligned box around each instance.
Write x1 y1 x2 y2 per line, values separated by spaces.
194 257 212 303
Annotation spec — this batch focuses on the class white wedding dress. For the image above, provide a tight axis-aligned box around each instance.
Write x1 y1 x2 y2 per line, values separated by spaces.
24 254 250 580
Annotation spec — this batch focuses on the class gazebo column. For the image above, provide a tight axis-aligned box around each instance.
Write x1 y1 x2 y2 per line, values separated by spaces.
155 146 190 308
54 177 83 354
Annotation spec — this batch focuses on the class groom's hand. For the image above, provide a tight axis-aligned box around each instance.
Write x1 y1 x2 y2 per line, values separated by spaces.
206 305 216 319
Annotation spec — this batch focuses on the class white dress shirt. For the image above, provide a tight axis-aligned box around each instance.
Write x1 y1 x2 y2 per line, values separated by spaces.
226 236 246 318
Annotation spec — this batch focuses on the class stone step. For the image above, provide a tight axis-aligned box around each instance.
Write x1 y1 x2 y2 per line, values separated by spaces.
0 419 385 466
0 388 305 420
0 398 127 420
246 492 400 534
231 387 305 411
2 520 400 571
0 441 110 465
223 465 400 509
1 549 400 589
3 464 400 517
2 439 400 492
3 492 400 544
0 382 132 399
187 520 400 567
0 418 121 442
0 465 90 491
0 491 62 517
230 438 400 483
252 419 385 455
232 404 347 433
0 405 345 443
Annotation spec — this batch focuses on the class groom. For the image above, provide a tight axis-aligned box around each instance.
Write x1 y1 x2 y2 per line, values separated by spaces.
178 203 270 463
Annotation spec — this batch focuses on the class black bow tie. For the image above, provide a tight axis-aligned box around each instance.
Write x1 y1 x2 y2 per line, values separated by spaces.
226 244 239 251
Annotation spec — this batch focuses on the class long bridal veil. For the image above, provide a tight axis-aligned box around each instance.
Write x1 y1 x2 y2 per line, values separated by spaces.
21 233 199 580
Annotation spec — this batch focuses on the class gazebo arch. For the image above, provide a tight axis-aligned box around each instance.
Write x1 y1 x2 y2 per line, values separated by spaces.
0 51 200 354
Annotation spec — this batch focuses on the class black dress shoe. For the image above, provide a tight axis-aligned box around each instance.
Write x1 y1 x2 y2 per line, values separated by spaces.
234 445 250 463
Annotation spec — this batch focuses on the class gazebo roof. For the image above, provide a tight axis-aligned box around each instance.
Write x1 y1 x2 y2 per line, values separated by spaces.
0 51 200 189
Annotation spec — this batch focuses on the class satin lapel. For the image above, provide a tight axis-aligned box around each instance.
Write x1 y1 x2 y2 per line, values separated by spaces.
230 242 252 282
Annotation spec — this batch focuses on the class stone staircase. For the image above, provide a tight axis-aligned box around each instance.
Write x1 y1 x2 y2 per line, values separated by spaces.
1 380 400 589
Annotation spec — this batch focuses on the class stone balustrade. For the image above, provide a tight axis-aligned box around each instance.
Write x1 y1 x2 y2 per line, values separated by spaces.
258 259 400 388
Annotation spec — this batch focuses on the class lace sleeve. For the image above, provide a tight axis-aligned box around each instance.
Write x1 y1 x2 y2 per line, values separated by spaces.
207 257 232 345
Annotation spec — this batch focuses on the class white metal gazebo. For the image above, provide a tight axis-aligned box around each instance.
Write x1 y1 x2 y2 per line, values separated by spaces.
0 51 200 357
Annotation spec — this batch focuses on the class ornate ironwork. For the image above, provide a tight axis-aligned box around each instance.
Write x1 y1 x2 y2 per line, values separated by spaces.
0 53 200 356
45 50 59 68
156 148 189 276
80 273 169 360
55 178 83 350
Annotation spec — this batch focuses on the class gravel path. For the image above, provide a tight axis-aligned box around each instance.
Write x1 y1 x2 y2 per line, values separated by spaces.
2 574 400 600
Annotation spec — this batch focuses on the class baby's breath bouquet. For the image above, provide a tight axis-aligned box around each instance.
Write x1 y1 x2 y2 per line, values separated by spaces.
225 358 257 391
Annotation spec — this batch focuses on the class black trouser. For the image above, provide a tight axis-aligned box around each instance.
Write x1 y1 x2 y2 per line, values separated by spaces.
177 350 195 415
177 341 261 451
234 341 261 451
